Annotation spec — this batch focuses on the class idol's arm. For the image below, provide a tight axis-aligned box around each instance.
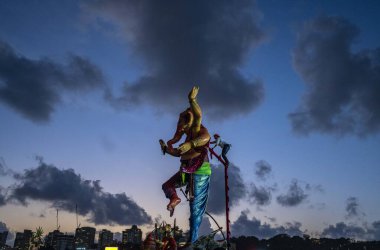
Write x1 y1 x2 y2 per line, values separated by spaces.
188 86 202 134
178 127 210 155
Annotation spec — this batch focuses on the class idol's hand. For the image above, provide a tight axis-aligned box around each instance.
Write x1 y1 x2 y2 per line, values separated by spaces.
159 139 167 154
178 142 192 154
188 86 199 100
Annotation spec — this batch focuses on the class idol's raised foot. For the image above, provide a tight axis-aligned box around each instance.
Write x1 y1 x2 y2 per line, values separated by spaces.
167 195 181 217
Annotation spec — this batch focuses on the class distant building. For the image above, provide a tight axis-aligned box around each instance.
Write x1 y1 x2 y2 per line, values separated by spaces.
56 235 75 250
75 227 96 250
98 230 113 249
13 232 24 250
122 225 142 245
45 230 64 250
0 231 8 247
13 230 32 250
23 230 33 250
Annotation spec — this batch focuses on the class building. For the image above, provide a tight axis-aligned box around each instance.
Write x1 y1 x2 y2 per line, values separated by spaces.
13 230 32 250
45 230 64 250
13 232 23 250
122 225 142 245
74 227 96 250
23 230 33 250
56 235 75 250
0 231 8 247
98 230 113 249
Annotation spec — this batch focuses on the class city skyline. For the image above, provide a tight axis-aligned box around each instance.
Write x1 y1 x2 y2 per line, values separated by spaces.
1 0 380 245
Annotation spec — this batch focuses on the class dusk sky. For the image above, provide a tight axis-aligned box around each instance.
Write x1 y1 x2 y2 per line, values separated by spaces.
1 0 380 244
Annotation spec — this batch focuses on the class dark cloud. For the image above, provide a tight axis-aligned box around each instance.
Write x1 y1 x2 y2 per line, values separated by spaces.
0 186 6 206
369 221 380 240
198 217 214 237
8 159 152 226
0 40 105 122
276 180 308 207
231 210 303 238
83 0 265 119
0 157 15 177
265 216 276 223
248 183 275 206
254 160 272 180
305 183 324 193
290 15 380 136
345 197 365 219
207 163 246 215
321 222 366 240
321 221 380 240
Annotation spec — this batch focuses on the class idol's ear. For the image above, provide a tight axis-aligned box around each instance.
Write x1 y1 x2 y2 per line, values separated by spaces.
186 110 194 128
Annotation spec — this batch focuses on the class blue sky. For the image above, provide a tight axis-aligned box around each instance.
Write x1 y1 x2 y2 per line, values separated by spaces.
1 0 380 242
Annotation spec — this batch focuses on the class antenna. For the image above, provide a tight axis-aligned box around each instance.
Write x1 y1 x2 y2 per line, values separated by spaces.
56 209 59 231
76 204 79 229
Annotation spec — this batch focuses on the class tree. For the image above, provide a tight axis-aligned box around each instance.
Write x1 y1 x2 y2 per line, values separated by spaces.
29 227 44 250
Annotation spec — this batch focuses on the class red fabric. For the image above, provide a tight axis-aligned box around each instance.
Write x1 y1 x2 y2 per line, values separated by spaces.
180 147 208 173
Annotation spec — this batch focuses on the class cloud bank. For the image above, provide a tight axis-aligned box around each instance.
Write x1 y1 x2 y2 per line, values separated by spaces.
231 210 303 238
321 221 380 240
207 163 246 215
6 159 152 226
290 16 380 136
83 0 265 119
0 40 105 122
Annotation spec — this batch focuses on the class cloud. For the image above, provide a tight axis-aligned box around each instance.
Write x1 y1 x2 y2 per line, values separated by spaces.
0 40 105 122
369 221 380 240
305 183 324 193
321 220 380 240
345 197 365 219
289 16 380 136
7 158 152 226
231 210 303 238
207 163 246 215
198 217 214 237
0 157 16 177
254 160 272 180
248 183 275 206
0 186 6 206
276 180 308 207
321 222 366 240
83 0 265 119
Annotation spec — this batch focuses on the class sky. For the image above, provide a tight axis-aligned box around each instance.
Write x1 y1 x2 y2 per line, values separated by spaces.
1 0 380 244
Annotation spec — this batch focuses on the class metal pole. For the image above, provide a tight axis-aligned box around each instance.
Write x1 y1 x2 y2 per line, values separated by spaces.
224 162 231 248
76 204 79 229
209 147 231 248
